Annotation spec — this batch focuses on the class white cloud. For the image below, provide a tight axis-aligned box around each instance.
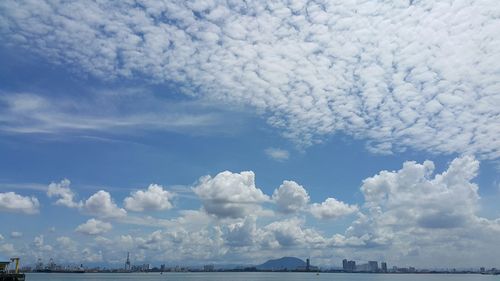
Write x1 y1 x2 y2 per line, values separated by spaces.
0 181 50 191
0 243 15 255
223 216 258 247
310 198 358 220
193 171 269 218
272 181 309 213
261 217 326 248
124 184 174 212
33 235 43 248
47 179 82 208
56 236 73 246
0 192 39 214
0 92 242 137
10 231 22 238
56 236 78 253
357 156 478 231
0 234 3 240
1 1 499 158
81 247 103 263
83 190 126 219
76 218 112 235
343 155 500 267
32 234 52 252
265 148 290 161
0 159 499 267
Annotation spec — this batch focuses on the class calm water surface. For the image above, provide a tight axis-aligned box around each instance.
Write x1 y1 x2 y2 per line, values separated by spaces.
25 272 500 281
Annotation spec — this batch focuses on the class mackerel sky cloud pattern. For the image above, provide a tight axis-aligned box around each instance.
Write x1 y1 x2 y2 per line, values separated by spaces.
1 0 500 269
1 0 499 158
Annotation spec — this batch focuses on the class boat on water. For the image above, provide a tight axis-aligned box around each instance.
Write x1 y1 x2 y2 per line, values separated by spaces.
0 258 25 281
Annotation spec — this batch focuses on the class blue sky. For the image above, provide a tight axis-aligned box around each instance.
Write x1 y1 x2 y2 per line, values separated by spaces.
1 0 500 269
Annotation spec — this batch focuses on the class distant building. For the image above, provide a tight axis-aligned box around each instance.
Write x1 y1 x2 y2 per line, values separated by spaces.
348 261 356 272
132 264 151 272
356 263 370 272
204 265 214 272
342 259 356 272
368 261 378 272
381 262 387 273
297 258 318 272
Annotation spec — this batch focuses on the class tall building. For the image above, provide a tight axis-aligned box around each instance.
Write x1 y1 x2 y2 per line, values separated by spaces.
381 262 387 273
306 258 310 271
342 259 356 272
348 261 356 272
368 261 378 272
124 252 131 271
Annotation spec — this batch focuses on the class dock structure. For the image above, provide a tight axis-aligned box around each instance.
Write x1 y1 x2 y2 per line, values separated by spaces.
0 258 25 281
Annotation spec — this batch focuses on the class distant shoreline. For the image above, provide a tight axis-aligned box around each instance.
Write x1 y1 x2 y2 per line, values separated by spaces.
24 271 498 275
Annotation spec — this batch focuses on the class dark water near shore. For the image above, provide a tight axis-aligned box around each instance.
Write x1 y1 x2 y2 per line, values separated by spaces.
25 272 500 281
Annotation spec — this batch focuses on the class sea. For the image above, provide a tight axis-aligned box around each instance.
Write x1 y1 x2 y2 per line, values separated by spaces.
24 272 500 281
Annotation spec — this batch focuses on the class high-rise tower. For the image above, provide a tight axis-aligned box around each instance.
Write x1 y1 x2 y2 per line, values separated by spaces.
125 252 131 271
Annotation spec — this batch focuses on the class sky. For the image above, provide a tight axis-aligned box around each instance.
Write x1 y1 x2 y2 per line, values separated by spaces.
0 0 500 269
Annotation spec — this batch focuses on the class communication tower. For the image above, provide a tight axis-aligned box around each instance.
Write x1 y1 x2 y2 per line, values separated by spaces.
125 252 131 271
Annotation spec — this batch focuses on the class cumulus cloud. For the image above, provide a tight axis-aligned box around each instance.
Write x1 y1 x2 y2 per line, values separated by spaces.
265 148 290 161
0 192 39 214
45 179 129 219
76 218 112 235
47 179 82 208
193 171 269 218
1 1 499 158
81 247 103 263
83 190 126 219
261 217 326 249
343 155 500 266
10 231 22 238
0 243 15 255
56 236 74 246
33 234 52 252
272 181 309 213
124 226 227 261
124 184 174 212
1 158 499 267
310 198 358 220
223 216 258 247
358 156 479 231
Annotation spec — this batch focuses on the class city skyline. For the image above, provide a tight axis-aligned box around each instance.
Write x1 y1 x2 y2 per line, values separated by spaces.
1 0 500 269
20 255 497 274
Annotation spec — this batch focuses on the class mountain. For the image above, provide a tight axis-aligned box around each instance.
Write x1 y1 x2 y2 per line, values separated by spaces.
256 257 306 270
